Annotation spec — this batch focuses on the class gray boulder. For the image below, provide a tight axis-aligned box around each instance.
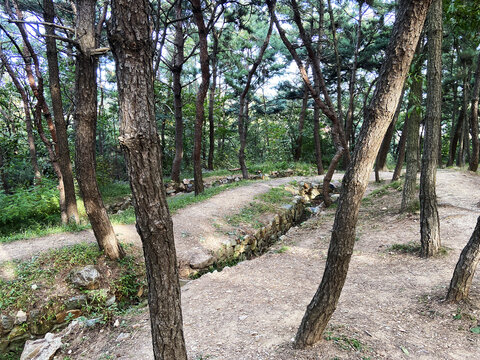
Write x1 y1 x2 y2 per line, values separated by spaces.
69 265 100 290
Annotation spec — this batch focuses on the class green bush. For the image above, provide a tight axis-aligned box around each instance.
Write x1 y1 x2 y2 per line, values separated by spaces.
0 179 60 235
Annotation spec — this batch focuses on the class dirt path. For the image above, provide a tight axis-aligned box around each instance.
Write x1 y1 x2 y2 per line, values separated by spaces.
60 169 480 359
0 176 320 267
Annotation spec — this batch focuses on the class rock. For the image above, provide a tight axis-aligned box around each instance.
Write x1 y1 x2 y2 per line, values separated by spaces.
1 314 14 333
331 194 340 202
182 178 191 185
281 204 293 211
65 295 87 310
69 265 100 290
20 332 62 360
189 252 215 269
15 310 27 324
8 325 26 340
234 177 241 182
105 296 116 307
84 318 102 327
113 319 120 327
55 310 82 324
29 309 54 336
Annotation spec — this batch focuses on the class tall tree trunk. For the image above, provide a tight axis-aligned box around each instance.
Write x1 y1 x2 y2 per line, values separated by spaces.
448 109 463 166
0 148 9 194
190 0 209 195
313 99 324 175
75 0 124 260
420 0 442 257
469 53 480 172
401 64 423 211
108 0 187 357
207 29 219 171
294 0 431 347
170 0 185 184
43 0 79 224
446 216 480 302
294 85 309 162
237 8 274 179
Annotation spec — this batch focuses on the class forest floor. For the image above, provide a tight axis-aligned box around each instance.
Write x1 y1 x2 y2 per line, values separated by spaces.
4 169 480 359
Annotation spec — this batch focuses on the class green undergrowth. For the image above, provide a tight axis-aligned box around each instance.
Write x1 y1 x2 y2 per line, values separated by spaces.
324 330 369 354
99 181 132 205
247 161 317 176
0 243 145 316
226 187 293 229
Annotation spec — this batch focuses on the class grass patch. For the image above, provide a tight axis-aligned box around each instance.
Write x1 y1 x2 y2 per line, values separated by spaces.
256 187 292 204
275 246 289 253
388 242 421 254
324 332 366 352
362 179 403 205
0 222 89 244
226 202 273 228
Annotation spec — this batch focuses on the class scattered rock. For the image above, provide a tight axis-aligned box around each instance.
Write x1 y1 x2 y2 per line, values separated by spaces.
15 310 27 324
55 310 82 324
20 332 62 360
69 265 101 290
64 295 87 310
105 296 116 307
189 252 215 269
1 314 14 333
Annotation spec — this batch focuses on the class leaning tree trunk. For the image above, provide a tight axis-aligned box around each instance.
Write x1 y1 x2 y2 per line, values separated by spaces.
468 53 480 172
44 0 79 224
75 0 124 260
170 0 185 184
294 0 432 347
108 0 187 357
419 0 442 258
446 216 480 302
392 116 408 182
190 0 209 195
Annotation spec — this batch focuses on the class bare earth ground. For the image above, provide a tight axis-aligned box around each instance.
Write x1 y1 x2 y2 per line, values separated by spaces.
4 169 480 359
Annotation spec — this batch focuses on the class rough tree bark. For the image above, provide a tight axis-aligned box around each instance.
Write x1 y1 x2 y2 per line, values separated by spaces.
446 216 480 302
238 6 274 179
108 0 187 357
170 0 185 184
420 0 442 257
43 0 79 224
468 53 480 172
75 0 124 260
190 0 209 194
294 0 432 347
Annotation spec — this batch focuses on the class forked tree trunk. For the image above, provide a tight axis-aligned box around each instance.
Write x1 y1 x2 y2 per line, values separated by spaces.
420 0 442 257
468 53 480 172
43 0 79 224
108 0 187 357
294 0 432 347
446 216 480 302
190 0 209 195
75 0 124 260
170 0 185 183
